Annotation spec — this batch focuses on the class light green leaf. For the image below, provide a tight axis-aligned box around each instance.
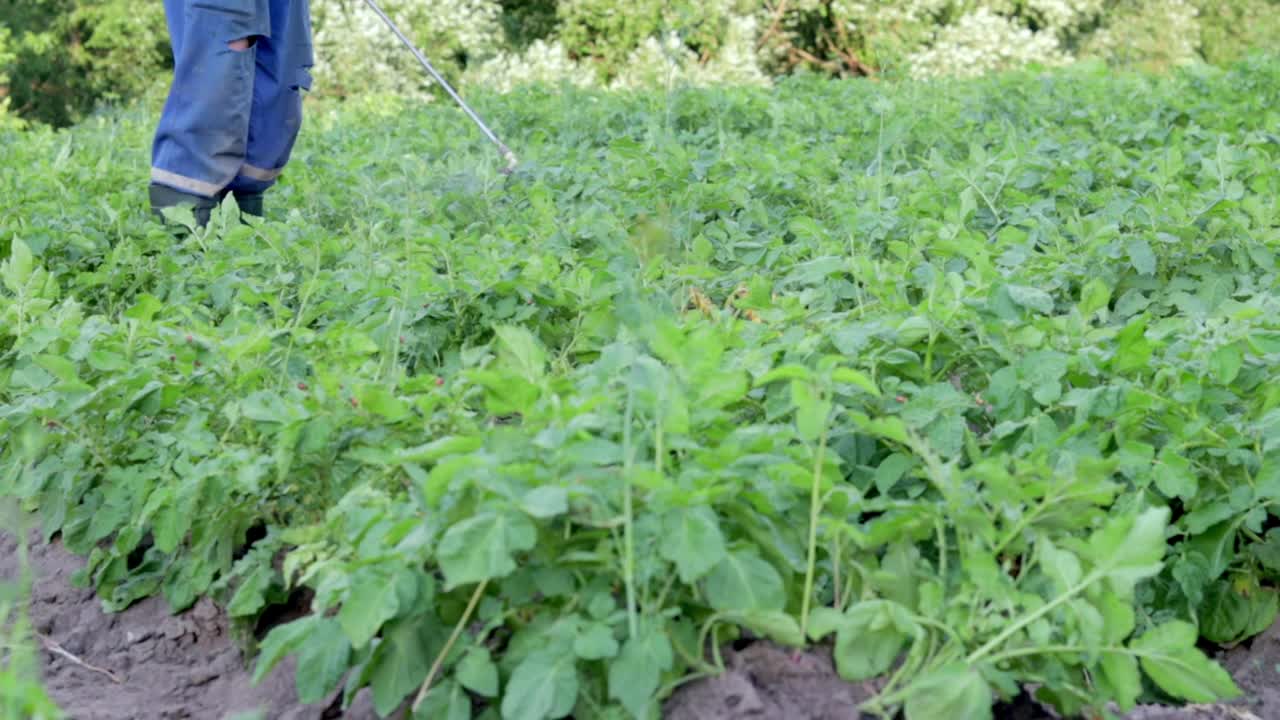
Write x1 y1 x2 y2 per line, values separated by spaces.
874 454 913 495
338 569 401 649
573 622 619 660
608 631 673 720
833 601 911 681
1153 449 1197 500
1126 238 1157 276
1098 653 1142 712
501 650 578 720
495 325 547 382
791 379 831 442
1079 278 1112 317
1132 621 1240 703
705 550 785 612
395 436 484 464
1007 285 1054 314
1088 507 1170 598
831 367 881 396
1099 591 1136 645
521 486 569 519
755 365 814 386
659 506 727 583
806 607 845 641
733 610 803 647
370 619 438 717
252 616 318 684
438 511 538 590
2 237 34 292
1209 343 1244 385
1039 539 1081 594
227 565 271 618
903 664 992 720
456 647 499 698
414 680 471 720
296 618 351 704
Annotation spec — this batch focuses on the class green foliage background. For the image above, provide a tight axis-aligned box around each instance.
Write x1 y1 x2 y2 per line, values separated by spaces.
3 0 1280 127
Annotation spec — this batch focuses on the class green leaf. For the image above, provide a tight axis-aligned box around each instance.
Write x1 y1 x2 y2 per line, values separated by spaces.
1209 343 1244 385
370 618 439 717
1079 278 1112 317
495 325 547 381
791 379 831 442
833 601 912 681
573 622 619 660
1098 653 1142 712
521 486 569 519
903 664 992 720
874 454 913 495
1099 591 1136 645
296 619 351 704
659 506 727 583
2 237 33 292
414 680 471 720
1153 449 1197 500
831 367 881 396
253 616 318 684
395 436 485 464
358 385 411 422
705 550 785 612
1088 507 1170 598
1039 539 1081 594
806 607 845 641
438 511 538 590
608 630 673 720
1126 238 1157 276
338 568 402 649
732 610 803 647
1007 285 1054 314
227 565 271 618
1202 581 1279 645
456 647 500 698
755 364 812 386
1131 621 1240 703
501 650 578 720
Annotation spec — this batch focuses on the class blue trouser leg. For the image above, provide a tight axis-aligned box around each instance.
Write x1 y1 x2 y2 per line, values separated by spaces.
151 0 311 206
228 0 314 196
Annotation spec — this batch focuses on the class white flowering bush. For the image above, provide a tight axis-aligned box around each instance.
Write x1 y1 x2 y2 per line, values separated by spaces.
464 39 597 93
1084 0 1200 72
909 6 1071 79
610 13 768 90
309 0 502 98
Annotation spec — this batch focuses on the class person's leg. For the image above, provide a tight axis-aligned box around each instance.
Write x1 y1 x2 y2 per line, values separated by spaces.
226 0 314 218
150 0 271 226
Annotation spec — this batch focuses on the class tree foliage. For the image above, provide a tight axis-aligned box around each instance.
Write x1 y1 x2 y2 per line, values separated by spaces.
1 0 1278 125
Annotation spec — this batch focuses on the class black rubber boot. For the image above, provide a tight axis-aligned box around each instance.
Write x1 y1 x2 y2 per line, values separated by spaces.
150 183 222 228
232 190 265 219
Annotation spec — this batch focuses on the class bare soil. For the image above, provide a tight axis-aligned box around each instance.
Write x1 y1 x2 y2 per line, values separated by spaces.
664 630 1280 720
6 525 1280 720
0 529 385 720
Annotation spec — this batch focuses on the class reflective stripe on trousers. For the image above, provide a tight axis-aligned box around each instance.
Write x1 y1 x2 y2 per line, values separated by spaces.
150 0 314 198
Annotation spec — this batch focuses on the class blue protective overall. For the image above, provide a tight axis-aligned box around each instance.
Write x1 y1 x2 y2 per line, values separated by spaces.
150 0 314 220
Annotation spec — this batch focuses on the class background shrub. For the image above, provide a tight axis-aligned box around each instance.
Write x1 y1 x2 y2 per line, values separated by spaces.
2 0 1279 128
